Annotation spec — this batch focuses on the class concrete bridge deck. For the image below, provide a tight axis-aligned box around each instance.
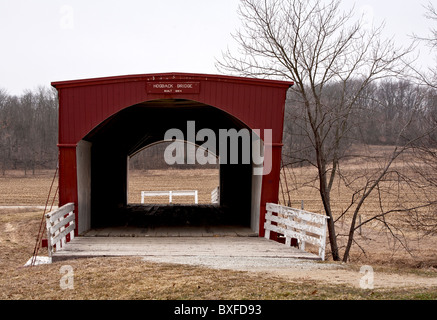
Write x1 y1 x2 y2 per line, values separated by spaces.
52 226 321 262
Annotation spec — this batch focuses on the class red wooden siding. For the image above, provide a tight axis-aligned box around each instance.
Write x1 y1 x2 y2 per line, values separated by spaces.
52 72 293 237
54 73 291 146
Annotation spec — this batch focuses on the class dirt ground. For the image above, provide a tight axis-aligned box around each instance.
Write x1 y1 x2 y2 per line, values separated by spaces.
0 167 437 299
0 207 436 300
141 254 437 290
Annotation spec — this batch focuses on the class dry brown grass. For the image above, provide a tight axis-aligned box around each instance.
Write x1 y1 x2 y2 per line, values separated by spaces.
281 145 437 267
0 170 59 206
1 161 437 268
1 157 437 300
0 208 436 300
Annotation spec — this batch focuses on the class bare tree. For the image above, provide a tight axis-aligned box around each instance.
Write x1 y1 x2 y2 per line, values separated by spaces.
410 2 437 89
416 2 437 49
285 79 437 262
399 3 437 237
217 0 417 261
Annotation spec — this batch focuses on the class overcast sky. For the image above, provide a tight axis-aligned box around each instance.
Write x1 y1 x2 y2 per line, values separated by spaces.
0 0 434 95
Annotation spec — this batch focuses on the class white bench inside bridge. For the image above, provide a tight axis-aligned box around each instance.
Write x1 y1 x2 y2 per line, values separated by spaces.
141 190 199 204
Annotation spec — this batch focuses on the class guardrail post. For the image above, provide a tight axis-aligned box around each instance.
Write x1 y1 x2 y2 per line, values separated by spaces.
319 218 327 261
299 200 306 251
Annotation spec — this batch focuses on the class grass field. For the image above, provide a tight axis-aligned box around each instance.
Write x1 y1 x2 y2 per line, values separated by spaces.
128 168 220 204
282 146 437 267
1 158 437 300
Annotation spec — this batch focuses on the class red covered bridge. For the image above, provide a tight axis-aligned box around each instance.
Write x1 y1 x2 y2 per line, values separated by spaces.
51 72 293 238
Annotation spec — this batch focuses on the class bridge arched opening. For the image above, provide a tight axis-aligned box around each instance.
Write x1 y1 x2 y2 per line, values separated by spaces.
77 99 262 233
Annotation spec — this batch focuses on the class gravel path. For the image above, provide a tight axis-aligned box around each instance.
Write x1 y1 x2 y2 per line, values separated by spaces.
141 255 342 271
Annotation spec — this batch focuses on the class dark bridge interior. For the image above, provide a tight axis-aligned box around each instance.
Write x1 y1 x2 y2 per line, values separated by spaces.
83 99 254 229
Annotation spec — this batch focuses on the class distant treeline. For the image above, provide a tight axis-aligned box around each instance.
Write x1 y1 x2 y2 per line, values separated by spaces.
282 79 437 166
1 79 436 174
0 87 58 175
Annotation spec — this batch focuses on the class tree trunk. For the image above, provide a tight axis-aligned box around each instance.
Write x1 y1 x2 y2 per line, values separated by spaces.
319 171 340 261
314 132 340 261
342 212 359 262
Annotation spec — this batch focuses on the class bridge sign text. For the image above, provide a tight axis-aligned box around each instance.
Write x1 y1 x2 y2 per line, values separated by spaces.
147 82 200 94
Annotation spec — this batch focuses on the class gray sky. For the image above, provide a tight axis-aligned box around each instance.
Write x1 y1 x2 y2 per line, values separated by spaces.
0 0 434 95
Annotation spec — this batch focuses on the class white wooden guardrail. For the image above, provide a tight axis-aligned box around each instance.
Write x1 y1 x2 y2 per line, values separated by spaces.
141 190 198 204
45 203 75 257
264 203 329 261
211 186 220 204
